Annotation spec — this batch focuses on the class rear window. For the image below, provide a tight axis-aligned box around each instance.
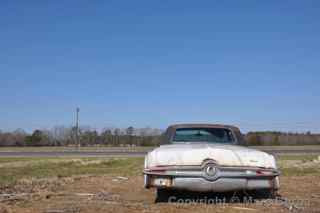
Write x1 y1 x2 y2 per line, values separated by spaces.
172 128 234 143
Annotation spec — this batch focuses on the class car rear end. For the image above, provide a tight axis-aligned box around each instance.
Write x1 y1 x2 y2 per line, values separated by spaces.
144 160 280 192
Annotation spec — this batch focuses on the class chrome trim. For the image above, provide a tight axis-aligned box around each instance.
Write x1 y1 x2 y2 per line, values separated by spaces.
171 177 275 192
144 165 280 180
203 163 218 180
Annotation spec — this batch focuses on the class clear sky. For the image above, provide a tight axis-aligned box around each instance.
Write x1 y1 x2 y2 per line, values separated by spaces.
1 0 320 133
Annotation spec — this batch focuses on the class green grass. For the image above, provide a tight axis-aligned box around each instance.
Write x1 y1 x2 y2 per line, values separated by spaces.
0 157 64 163
0 157 113 163
0 157 144 186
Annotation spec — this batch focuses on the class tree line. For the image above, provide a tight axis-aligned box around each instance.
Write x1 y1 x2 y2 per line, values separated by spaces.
0 126 162 147
0 127 319 146
245 131 320 146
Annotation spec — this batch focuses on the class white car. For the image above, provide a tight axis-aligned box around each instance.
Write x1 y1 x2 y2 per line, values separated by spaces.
144 124 280 202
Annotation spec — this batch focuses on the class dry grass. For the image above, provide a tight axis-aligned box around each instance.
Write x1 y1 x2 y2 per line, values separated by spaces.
0 157 144 186
0 155 320 212
1 155 319 187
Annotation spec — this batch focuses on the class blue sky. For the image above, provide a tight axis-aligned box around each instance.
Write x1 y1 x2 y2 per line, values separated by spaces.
1 0 320 133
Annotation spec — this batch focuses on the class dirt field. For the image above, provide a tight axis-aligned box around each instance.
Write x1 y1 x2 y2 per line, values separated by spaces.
0 157 320 213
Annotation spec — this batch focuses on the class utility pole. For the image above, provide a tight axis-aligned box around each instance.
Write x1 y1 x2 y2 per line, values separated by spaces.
76 107 80 149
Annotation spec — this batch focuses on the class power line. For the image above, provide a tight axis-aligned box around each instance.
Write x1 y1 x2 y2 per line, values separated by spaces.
76 107 80 149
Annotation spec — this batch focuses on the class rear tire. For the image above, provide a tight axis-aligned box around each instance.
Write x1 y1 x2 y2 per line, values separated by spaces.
255 188 278 199
155 189 171 203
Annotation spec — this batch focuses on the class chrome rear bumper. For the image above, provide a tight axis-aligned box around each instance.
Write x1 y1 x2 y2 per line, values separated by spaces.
171 177 279 192
144 165 280 192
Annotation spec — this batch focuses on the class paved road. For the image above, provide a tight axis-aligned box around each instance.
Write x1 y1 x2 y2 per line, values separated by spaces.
0 149 320 157
0 151 146 157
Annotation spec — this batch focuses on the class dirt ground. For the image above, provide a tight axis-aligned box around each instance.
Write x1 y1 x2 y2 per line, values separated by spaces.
1 175 320 213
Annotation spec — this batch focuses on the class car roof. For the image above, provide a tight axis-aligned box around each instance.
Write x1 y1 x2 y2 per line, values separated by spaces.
167 123 240 131
161 123 244 145
161 124 244 145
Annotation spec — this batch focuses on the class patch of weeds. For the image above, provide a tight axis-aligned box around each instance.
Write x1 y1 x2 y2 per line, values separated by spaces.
278 155 318 161
280 167 319 176
0 157 144 187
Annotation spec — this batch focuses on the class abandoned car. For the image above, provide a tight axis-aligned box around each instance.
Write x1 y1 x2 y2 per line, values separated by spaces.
143 124 280 201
